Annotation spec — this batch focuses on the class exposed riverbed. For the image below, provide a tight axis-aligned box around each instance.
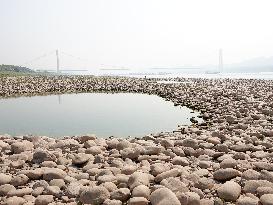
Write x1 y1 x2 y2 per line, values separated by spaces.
0 75 273 205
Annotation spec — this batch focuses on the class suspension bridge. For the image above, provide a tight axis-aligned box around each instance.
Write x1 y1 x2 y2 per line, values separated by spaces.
20 49 224 75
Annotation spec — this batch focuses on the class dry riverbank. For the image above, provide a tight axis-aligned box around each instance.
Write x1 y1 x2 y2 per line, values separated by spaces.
1 76 273 205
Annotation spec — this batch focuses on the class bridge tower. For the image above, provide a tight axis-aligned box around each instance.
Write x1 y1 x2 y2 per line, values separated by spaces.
56 49 60 74
219 49 223 73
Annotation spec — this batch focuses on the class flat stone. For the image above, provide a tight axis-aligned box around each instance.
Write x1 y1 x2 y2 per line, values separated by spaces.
260 194 273 205
213 168 240 181
32 149 56 164
243 180 273 194
160 177 189 194
4 196 26 205
110 188 130 202
236 196 258 205
0 173 12 185
11 141 33 154
132 185 150 199
10 174 29 187
154 168 180 182
35 195 54 205
43 168 67 181
128 172 150 189
7 188 33 197
0 184 16 196
150 187 180 205
172 156 189 166
217 181 241 201
128 197 149 205
80 186 110 204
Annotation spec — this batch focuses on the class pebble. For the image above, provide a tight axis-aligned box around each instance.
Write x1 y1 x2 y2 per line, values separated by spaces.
217 181 241 201
79 186 110 204
150 187 180 205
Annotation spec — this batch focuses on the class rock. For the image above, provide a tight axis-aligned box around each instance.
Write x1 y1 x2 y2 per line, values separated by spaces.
35 195 54 205
20 168 44 180
242 169 260 180
4 196 26 205
33 180 49 189
80 186 110 204
230 144 251 152
236 196 258 205
160 177 189 194
185 192 201 205
200 198 213 205
257 187 273 197
176 192 189 205
49 179 65 188
78 134 96 143
220 158 237 168
172 156 189 166
150 163 170 176
243 180 273 194
10 160 25 169
32 149 56 164
0 184 16 196
116 140 131 150
7 188 33 197
217 181 241 201
260 194 273 205
111 188 130 202
181 138 199 149
10 174 29 186
194 177 214 190
260 170 273 183
0 173 12 185
72 153 91 165
150 187 180 205
122 165 138 175
253 162 273 171
160 139 174 148
103 199 122 205
0 140 10 150
143 146 162 155
213 168 240 181
154 168 180 182
32 187 44 197
128 197 149 205
132 185 150 199
120 148 141 160
43 168 67 181
226 115 236 124
128 172 150 189
199 161 211 169
11 141 33 154
65 182 83 198
100 182 118 193
86 146 103 155
41 161 57 167
215 144 229 153
44 186 61 197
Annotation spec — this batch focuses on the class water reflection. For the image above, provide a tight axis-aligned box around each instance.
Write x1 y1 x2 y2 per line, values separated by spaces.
58 95 61 105
0 93 202 138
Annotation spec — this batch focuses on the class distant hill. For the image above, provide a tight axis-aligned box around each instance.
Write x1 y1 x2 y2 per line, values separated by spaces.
0 64 35 73
205 56 273 73
225 56 273 73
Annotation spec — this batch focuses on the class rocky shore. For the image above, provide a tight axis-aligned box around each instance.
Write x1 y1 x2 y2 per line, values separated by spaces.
1 75 273 205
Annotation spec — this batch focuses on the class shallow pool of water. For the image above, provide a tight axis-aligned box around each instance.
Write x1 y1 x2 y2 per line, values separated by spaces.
0 93 201 137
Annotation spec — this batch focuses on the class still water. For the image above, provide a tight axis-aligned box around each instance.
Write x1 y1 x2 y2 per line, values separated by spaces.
0 93 201 137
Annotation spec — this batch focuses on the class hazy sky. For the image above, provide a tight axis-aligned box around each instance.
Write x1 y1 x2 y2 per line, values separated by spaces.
1 0 273 71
